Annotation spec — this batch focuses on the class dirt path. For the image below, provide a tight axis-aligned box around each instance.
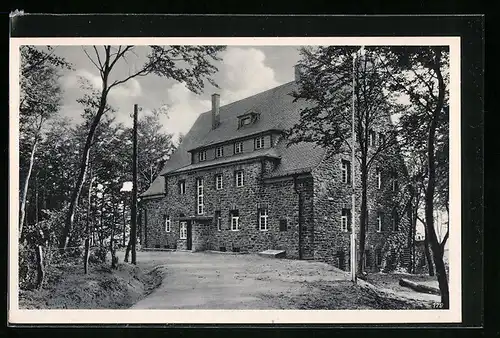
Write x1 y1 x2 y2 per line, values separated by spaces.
130 251 350 309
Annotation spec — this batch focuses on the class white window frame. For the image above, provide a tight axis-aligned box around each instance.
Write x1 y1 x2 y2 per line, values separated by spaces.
215 174 223 190
179 180 186 194
255 136 265 149
180 221 187 239
341 160 350 184
392 211 398 231
369 130 376 147
377 213 382 232
376 169 382 189
392 176 398 192
231 215 240 231
259 208 269 231
341 215 349 232
197 178 204 215
215 146 224 158
235 170 244 187
165 215 171 232
216 211 222 231
235 141 243 154
198 150 206 162
378 133 386 147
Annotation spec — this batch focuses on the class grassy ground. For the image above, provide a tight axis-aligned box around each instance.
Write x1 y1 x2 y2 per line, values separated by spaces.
19 256 164 309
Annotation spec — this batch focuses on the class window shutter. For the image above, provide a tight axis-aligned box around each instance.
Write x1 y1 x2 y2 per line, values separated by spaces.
256 208 260 230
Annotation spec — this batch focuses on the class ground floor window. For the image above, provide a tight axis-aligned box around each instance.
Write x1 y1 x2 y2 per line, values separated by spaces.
165 215 171 232
230 210 240 231
259 208 268 231
341 208 351 232
180 221 187 239
375 248 382 266
279 219 288 232
215 210 222 231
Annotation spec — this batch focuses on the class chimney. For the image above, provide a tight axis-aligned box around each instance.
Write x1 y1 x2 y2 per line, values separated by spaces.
294 64 302 82
211 93 220 129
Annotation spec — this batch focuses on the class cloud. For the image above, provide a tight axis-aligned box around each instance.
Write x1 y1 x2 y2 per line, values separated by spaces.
62 69 142 100
160 83 211 136
219 47 280 104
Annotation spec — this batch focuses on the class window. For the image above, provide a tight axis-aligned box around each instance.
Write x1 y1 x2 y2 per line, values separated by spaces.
165 215 171 232
198 151 206 162
341 160 351 184
239 116 252 128
376 169 382 189
259 208 269 231
365 250 371 268
215 174 223 190
196 178 204 215
392 209 399 231
279 219 288 232
369 130 376 147
234 141 243 154
235 170 244 187
215 210 222 231
341 208 351 232
180 221 187 239
179 180 186 194
375 248 382 266
215 146 224 158
255 136 265 150
230 210 240 231
378 133 386 147
392 173 398 192
238 113 258 129
377 212 383 232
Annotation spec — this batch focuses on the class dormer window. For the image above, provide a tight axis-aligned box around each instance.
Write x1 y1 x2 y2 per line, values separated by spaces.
240 116 252 127
215 146 224 158
237 111 259 129
198 150 206 162
255 136 265 150
234 141 243 154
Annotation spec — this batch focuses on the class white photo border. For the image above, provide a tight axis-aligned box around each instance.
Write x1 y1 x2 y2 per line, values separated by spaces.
9 36 461 324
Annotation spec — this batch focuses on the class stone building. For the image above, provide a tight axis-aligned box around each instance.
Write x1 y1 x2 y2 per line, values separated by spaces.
140 70 410 272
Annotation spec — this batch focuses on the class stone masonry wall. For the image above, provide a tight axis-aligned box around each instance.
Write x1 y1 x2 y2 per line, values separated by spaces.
141 158 313 258
312 146 411 273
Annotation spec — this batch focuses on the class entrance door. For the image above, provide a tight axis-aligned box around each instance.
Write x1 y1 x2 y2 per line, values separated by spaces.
186 221 193 250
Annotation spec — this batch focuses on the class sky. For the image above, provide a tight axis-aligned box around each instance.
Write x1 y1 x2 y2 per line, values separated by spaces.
52 45 302 142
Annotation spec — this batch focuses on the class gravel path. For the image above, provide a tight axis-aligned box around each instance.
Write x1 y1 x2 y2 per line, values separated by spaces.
130 251 349 309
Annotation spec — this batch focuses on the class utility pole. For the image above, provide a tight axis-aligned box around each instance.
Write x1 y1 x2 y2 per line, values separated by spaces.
350 48 357 283
130 104 139 265
350 46 364 283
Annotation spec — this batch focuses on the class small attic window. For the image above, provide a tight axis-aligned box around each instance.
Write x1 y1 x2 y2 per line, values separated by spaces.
238 112 259 129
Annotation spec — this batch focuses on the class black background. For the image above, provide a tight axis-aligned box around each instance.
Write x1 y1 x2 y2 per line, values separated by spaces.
5 12 486 337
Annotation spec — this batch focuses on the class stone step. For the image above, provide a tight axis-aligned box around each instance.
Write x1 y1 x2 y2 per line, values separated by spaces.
258 249 286 258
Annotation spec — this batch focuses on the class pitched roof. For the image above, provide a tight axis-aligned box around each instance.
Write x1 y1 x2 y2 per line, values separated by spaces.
141 81 326 198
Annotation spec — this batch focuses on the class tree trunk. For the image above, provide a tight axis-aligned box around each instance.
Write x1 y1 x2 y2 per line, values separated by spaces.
423 226 435 276
19 136 38 240
124 238 131 263
110 202 117 269
35 245 44 290
60 89 109 251
122 198 126 247
84 168 94 274
358 162 368 275
130 104 139 264
424 50 449 309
